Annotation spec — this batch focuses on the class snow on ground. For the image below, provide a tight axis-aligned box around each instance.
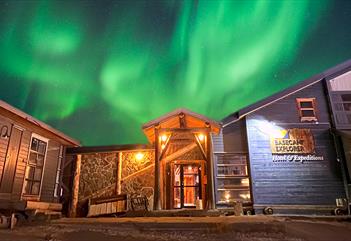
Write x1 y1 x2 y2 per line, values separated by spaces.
0 216 350 241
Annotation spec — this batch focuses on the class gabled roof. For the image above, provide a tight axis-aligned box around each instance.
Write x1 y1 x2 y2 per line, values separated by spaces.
222 58 351 127
142 108 221 143
0 100 80 146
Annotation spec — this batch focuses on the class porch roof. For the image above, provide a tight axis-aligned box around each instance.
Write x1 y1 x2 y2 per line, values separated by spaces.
142 108 221 143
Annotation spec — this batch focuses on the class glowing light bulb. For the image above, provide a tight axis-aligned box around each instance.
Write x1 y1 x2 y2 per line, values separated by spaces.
161 135 167 142
198 133 205 141
225 193 230 201
135 152 144 161
161 144 166 149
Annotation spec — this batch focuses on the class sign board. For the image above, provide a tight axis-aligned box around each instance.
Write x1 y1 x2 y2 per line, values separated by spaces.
270 128 324 163
270 128 315 154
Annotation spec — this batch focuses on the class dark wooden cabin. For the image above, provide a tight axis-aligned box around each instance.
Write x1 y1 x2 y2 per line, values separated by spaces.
219 59 351 215
0 100 79 217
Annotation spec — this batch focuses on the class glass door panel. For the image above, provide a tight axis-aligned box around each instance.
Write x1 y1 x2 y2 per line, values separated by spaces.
173 164 182 208
173 163 201 208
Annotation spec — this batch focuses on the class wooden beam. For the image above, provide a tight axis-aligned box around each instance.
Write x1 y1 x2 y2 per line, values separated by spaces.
154 126 161 210
193 134 207 161
121 163 155 182
179 112 186 128
162 142 197 163
205 131 215 210
69 154 81 217
159 133 172 161
158 127 210 133
26 201 62 211
116 152 122 195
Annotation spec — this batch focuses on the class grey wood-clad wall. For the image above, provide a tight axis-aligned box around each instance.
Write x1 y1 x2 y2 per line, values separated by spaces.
211 130 224 153
223 119 248 153
0 126 22 193
0 116 11 186
245 81 345 211
0 116 30 201
11 128 30 200
0 112 66 204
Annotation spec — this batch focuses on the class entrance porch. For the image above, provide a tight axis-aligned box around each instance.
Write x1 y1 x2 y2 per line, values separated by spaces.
142 108 221 210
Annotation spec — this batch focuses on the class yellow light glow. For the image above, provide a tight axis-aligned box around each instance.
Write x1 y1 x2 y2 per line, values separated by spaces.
239 194 251 200
198 133 205 141
253 120 286 138
225 192 230 201
161 134 167 142
161 144 166 149
135 152 144 161
241 178 249 185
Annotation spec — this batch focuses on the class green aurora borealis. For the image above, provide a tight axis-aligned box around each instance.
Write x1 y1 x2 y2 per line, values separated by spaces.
0 0 351 145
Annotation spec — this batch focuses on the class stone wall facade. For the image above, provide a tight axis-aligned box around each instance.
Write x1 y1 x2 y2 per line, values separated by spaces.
72 150 155 214
121 150 155 210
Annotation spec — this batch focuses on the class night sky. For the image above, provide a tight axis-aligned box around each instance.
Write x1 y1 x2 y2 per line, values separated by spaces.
0 0 351 145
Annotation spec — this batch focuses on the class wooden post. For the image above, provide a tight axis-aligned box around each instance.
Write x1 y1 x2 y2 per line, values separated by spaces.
206 128 216 210
154 126 162 210
116 152 122 194
69 154 82 217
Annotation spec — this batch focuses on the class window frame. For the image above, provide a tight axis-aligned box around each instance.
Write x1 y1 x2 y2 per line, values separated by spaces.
22 134 48 199
296 98 318 122
214 153 251 204
54 145 64 198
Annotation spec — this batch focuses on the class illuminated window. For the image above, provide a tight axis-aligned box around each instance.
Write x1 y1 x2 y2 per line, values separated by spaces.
23 136 47 196
296 98 317 122
215 153 251 204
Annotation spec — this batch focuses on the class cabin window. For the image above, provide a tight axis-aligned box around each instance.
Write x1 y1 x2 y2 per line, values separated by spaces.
215 153 251 204
296 98 317 122
54 146 64 197
23 136 48 196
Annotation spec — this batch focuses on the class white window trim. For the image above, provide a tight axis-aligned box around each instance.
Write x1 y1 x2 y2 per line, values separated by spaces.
54 145 64 198
21 133 49 199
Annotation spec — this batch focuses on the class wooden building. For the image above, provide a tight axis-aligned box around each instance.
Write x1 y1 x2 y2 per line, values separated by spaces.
219 59 351 214
65 59 351 216
65 109 221 216
0 100 79 217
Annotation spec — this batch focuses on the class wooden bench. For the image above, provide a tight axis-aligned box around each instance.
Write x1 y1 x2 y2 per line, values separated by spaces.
87 194 127 217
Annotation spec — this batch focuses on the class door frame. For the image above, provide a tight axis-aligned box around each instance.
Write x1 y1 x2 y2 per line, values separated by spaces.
169 160 205 209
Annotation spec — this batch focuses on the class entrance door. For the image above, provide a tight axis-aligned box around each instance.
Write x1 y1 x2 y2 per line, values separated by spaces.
173 164 201 208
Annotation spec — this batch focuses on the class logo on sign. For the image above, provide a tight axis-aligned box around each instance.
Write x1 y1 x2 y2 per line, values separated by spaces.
270 128 315 154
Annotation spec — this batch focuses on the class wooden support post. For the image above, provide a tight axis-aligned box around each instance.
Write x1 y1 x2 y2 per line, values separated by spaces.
69 154 82 217
206 129 216 210
116 152 123 195
154 126 162 210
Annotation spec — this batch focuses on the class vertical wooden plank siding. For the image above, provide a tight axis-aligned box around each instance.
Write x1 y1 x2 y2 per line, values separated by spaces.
223 119 248 153
13 130 31 200
0 126 22 193
211 130 224 153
